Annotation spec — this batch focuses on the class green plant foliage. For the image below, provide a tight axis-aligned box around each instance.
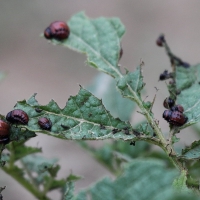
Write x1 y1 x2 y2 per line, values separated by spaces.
87 73 135 121
6 141 41 161
48 12 125 78
62 175 82 200
173 170 190 193
22 155 66 191
63 182 74 200
79 140 150 173
14 87 135 141
71 160 198 200
176 65 200 128
181 140 200 160
116 66 144 100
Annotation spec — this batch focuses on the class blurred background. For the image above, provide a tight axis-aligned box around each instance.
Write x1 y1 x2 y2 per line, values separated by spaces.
0 0 200 199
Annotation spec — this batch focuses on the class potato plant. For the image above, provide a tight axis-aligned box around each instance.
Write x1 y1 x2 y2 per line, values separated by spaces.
1 12 200 200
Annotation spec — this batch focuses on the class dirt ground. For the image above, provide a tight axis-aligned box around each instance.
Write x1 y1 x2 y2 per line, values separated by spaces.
0 1 200 199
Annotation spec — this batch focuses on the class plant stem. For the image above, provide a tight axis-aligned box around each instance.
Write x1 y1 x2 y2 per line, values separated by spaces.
126 82 184 172
2 167 51 200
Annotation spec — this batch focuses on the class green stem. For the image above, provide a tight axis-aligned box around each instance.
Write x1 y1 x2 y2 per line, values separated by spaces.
126 83 184 171
2 167 51 200
20 160 38 190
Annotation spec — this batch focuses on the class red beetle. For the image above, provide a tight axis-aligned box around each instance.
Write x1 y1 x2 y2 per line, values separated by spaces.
171 105 184 113
163 110 187 126
0 120 10 143
44 21 70 40
38 117 52 130
163 97 175 109
6 109 29 125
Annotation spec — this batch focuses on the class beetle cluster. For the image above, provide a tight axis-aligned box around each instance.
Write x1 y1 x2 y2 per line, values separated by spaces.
162 97 188 126
0 109 52 144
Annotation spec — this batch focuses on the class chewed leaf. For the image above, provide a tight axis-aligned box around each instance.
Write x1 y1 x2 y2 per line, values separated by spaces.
47 12 125 78
14 87 135 141
180 140 200 160
116 66 144 100
176 65 200 128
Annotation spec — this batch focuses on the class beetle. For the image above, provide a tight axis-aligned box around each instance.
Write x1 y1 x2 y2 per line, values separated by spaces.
156 34 165 47
163 97 175 109
6 109 29 125
171 105 184 113
44 21 70 40
0 120 10 144
163 110 188 126
159 70 172 81
38 117 52 130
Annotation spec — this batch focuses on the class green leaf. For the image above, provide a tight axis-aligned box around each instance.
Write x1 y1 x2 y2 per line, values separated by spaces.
135 121 154 136
22 155 58 173
176 65 200 128
78 139 150 174
173 170 190 193
176 66 196 91
62 175 82 200
181 140 200 160
116 66 144 100
63 182 75 200
87 73 135 121
9 126 36 141
44 177 66 191
22 155 58 184
14 87 135 141
6 141 41 161
46 12 125 78
76 159 198 200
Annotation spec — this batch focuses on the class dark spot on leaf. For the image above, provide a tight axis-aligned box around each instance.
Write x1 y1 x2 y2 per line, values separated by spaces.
133 130 140 136
82 135 86 139
35 108 43 113
112 128 119 134
130 141 136 146
61 124 70 130
100 124 105 129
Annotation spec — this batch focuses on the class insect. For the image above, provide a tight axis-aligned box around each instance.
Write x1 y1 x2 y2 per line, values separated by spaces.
163 110 188 126
112 128 119 134
61 124 70 130
171 105 184 113
163 97 175 109
38 117 52 130
35 108 43 113
130 141 136 146
156 34 165 47
44 21 70 40
6 109 29 125
0 120 10 144
159 70 172 81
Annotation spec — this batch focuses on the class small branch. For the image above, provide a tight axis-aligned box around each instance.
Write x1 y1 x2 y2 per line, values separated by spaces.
2 167 51 200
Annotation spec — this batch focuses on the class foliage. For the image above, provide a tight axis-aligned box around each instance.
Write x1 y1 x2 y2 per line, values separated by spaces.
1 12 200 199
